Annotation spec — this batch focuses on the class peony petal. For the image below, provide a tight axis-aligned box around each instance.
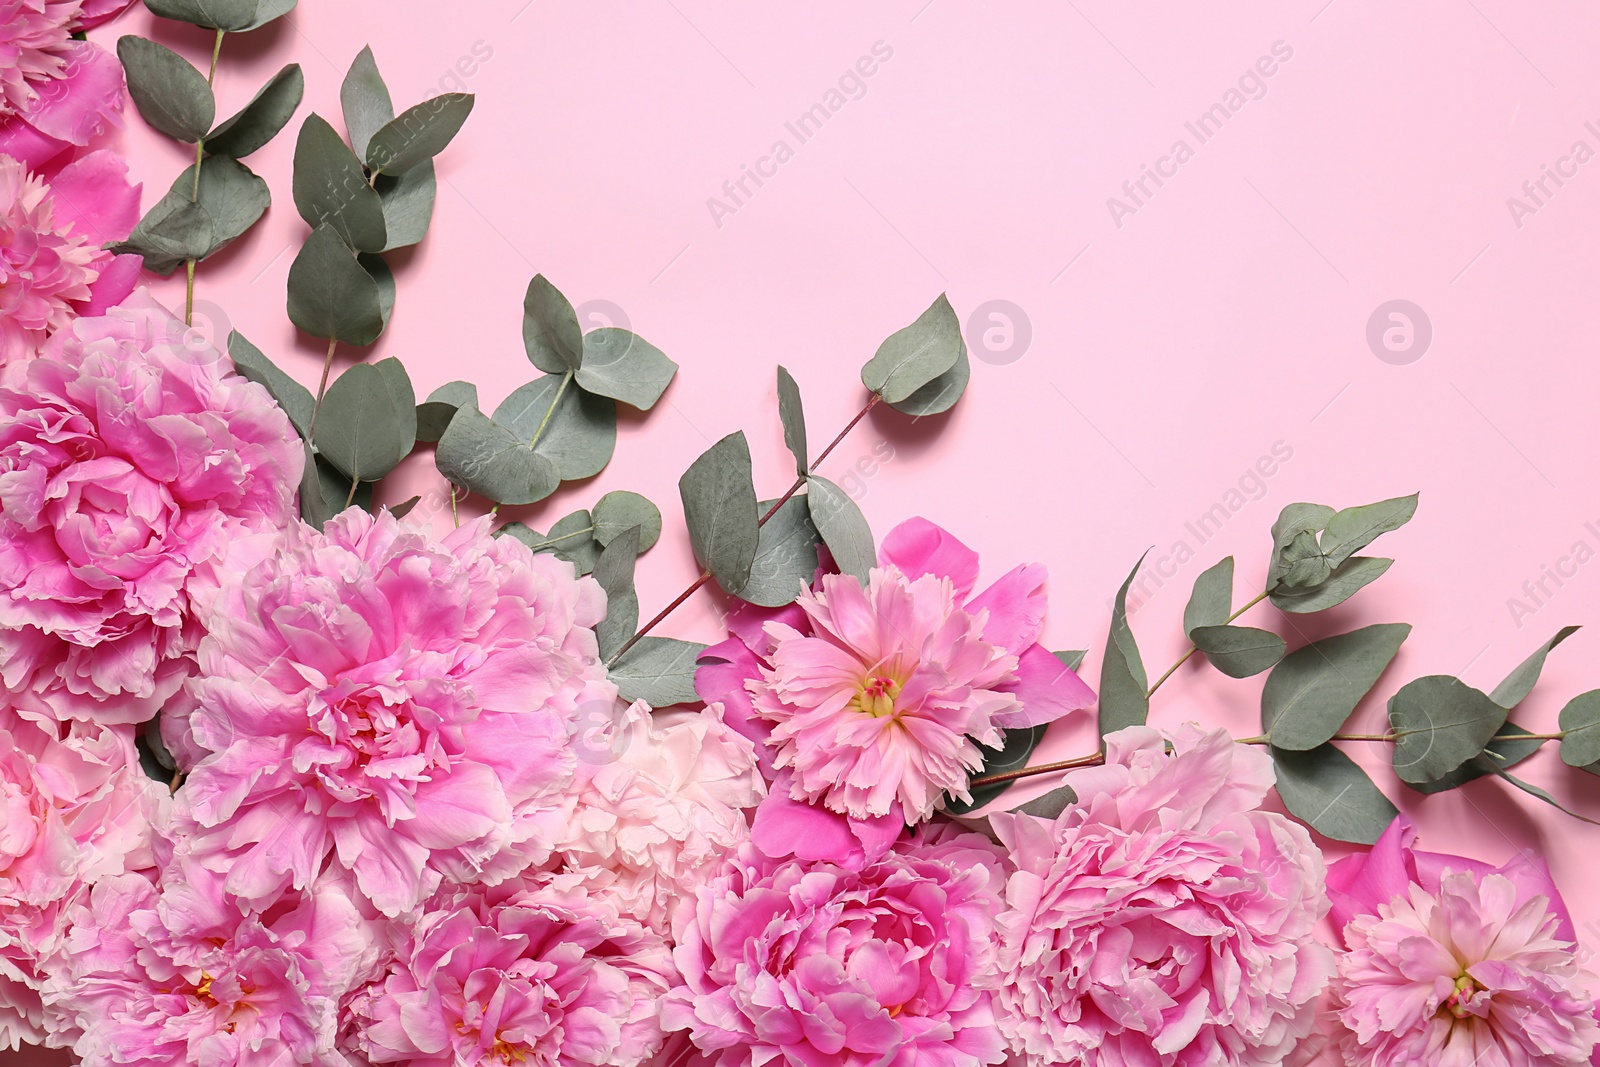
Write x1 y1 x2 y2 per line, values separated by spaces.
878 518 980 600
992 642 1096 729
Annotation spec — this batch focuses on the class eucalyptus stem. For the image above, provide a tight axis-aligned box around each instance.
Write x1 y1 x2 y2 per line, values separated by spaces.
183 29 225 326
308 339 338 440
1146 589 1269 697
528 370 573 450
344 477 360 510
608 392 883 666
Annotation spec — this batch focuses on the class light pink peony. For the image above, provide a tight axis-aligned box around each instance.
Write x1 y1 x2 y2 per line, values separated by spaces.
1 151 141 360
697 518 1094 831
988 725 1332 1067
171 509 615 917
0 711 165 1048
41 860 382 1066
1325 816 1599 1067
662 828 1010 1067
0 36 124 171
345 874 677 1067
0 292 304 722
551 700 765 933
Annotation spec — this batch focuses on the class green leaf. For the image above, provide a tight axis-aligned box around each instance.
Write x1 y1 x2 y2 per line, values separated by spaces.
286 224 385 345
1054 650 1088 672
776 366 807 476
114 196 212 275
340 46 393 162
1266 502 1334 590
366 93 475 175
1098 554 1150 738
193 156 269 258
1491 626 1580 708
1389 675 1509 784
415 381 477 444
492 375 617 480
227 331 312 439
240 0 295 30
1270 557 1393 614
1270 744 1399 844
315 454 372 517
889 344 970 416
592 491 662 553
593 527 640 661
362 253 395 325
292 114 388 253
522 275 583 373
313 360 414 483
861 293 963 404
806 475 875 584
388 495 420 519
1183 556 1233 635
501 511 599 573
1013 784 1077 819
143 0 258 30
612 637 707 706
1559 691 1600 767
1320 494 1418 568
576 329 677 410
1492 768 1600 825
739 496 824 608
297 442 331 528
1409 723 1548 794
118 36 215 142
374 162 435 250
943 725 1046 815
1278 530 1333 589
1262 624 1411 751
679 433 761 595
435 403 559 506
206 63 304 158
1189 625 1286 679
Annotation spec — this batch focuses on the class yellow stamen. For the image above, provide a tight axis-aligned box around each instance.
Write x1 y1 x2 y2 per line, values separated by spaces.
853 676 902 719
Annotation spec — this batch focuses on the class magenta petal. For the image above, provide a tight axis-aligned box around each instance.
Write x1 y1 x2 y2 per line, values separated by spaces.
879 517 980 599
0 117 71 170
22 42 125 147
749 784 902 869
967 562 1048 654
1327 815 1420 935
74 0 139 29
78 254 143 315
992 643 1095 729
45 149 141 243
696 637 776 774
726 598 808 656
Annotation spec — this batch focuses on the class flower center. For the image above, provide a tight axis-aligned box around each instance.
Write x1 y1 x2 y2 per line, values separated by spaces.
853 675 902 719
1445 972 1482 1019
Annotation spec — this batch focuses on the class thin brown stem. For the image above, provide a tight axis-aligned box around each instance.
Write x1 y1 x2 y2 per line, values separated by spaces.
343 476 359 510
757 393 882 524
1146 589 1269 697
968 751 1107 789
608 572 713 666
307 339 338 440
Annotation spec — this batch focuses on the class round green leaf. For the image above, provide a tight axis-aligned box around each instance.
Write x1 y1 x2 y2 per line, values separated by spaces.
435 404 559 506
1559 691 1600 767
313 360 414 483
286 224 385 345
592 491 662 553
738 496 823 608
1189 625 1286 679
577 329 678 410
1388 675 1509 785
889 344 969 416
861 293 963 403
292 114 388 253
493 375 617 480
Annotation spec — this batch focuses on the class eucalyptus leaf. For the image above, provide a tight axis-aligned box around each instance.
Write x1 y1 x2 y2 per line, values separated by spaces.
1270 744 1398 844
315 455 371 516
861 293 963 404
1492 769 1600 825
776 366 807 476
593 527 640 661
1262 623 1411 751
576 329 677 410
679 433 760 594
415 381 477 443
239 0 295 30
297 441 331 529
366 94 475 175
374 162 435 250
1098 553 1149 738
1491 626 1580 708
806 476 875 584
435 404 559 506
388 496 420 519
362 253 395 326
1269 557 1393 614
286 223 385 345
193 156 269 258
522 275 583 373
1266 502 1334 590
1389 676 1509 784
114 196 212 274
1320 494 1418 568
340 46 393 162
739 497 824 608
500 511 599 573
592 491 662 553
206 63 304 158
1409 723 1549 794
313 360 414 483
1183 557 1233 635
1559 691 1600 767
227 330 312 438
143 0 258 30
890 344 970 416
943 725 1046 815
1189 625 1285 678
492 375 617 480
611 637 707 706
292 114 388 253
1054 650 1088 672
1013 784 1077 819
118 36 215 142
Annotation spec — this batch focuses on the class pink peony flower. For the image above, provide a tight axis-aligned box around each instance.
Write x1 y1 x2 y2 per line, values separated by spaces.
1325 816 1599 1067
0 1 79 120
171 509 615 917
345 874 677 1067
41 860 382 1066
697 518 1094 830
662 828 1010 1067
0 38 125 171
0 711 165 1048
1 151 141 360
550 700 765 933
0 292 304 722
988 725 1333 1067
70 0 133 30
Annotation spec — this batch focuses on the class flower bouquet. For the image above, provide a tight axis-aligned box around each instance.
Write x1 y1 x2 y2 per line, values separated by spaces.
3 4 1599 1066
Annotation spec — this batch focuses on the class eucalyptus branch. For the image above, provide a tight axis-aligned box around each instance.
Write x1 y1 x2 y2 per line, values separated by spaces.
184 29 226 326
307 339 338 441
1145 589 1269 698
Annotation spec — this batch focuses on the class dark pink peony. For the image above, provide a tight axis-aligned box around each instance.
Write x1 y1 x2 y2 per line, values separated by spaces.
0 293 304 722
662 828 1010 1067
0 31 125 172
172 510 616 918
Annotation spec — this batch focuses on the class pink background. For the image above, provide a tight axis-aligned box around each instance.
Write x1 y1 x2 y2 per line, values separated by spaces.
30 3 1600 1056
